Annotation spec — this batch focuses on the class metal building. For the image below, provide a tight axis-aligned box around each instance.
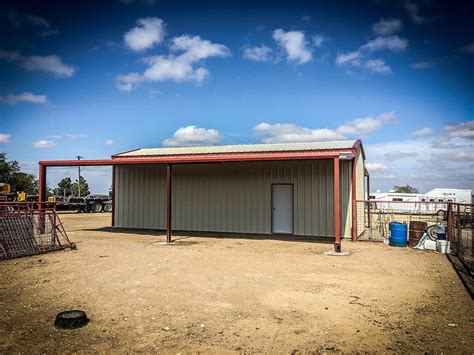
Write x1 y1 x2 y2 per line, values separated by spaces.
38 139 367 251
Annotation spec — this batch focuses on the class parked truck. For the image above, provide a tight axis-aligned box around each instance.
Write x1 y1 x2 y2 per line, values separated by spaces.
56 195 112 213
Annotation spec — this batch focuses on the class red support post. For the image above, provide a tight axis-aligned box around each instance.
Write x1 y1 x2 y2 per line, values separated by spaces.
166 164 172 243
351 150 357 241
38 163 47 203
334 157 341 252
111 165 116 227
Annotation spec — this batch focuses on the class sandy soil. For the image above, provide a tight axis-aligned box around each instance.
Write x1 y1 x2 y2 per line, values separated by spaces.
1 213 472 353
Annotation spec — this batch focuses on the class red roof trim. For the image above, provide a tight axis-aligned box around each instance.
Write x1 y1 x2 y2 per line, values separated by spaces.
112 148 353 159
40 151 343 167
352 139 366 160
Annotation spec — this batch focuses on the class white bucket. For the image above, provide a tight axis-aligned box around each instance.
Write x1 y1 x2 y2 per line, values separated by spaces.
436 240 451 254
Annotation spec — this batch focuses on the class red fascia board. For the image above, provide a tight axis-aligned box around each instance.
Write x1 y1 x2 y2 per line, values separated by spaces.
40 151 342 167
352 139 365 160
112 148 352 160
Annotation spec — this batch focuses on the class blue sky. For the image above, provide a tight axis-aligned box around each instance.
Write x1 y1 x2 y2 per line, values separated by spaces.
0 0 473 193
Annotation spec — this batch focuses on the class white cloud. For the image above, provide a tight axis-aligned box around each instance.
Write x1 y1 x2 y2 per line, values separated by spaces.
404 1 424 24
373 18 402 36
460 43 474 54
243 45 272 61
117 35 230 91
413 127 433 137
383 151 417 161
444 120 474 139
116 72 142 92
366 162 388 171
0 134 11 143
312 34 328 47
335 51 361 66
364 59 392 74
253 112 396 143
7 11 59 36
48 133 87 139
253 123 345 143
336 112 397 136
0 49 75 77
162 125 221 147
273 29 312 64
361 35 408 53
33 140 55 148
0 92 47 105
335 19 407 76
124 17 165 52
411 61 435 69
365 134 474 191
105 139 113 145
433 150 474 162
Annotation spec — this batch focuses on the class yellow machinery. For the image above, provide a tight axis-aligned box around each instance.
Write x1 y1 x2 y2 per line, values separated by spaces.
0 183 11 194
17 191 27 202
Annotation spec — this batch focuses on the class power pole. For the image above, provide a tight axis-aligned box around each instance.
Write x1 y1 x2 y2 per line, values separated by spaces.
76 156 84 197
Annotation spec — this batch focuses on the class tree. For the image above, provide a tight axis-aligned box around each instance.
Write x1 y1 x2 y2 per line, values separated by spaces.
393 184 418 193
53 177 73 197
0 152 20 184
71 176 90 197
11 172 37 195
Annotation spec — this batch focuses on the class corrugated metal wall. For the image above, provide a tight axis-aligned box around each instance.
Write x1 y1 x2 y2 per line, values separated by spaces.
115 159 355 238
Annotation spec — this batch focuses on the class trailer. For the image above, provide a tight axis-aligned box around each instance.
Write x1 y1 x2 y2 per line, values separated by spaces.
66 195 112 213
369 188 472 215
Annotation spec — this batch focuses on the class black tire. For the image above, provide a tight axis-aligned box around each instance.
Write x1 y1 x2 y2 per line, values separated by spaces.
54 310 90 329
92 203 103 213
103 203 112 212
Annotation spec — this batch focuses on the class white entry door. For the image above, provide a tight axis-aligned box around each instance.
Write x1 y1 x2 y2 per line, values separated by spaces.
272 184 294 234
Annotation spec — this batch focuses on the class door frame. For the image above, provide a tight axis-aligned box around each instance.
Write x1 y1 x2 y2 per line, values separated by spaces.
271 183 295 235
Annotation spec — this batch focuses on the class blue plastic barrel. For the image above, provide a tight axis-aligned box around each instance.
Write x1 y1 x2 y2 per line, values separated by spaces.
389 222 408 247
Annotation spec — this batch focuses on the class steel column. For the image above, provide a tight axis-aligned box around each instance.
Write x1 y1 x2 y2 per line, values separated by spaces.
111 165 116 227
351 150 357 241
38 163 47 203
334 157 341 252
166 164 172 243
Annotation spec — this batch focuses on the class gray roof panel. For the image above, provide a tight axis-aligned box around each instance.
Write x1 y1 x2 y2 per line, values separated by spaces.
115 140 357 157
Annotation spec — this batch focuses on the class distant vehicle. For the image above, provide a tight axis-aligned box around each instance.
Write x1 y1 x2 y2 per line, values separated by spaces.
59 195 112 213
368 188 472 215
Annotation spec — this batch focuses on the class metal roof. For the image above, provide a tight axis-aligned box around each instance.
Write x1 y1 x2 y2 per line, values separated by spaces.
114 140 358 158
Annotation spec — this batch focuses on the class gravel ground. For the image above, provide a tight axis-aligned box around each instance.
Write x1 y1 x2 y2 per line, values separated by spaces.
1 213 472 353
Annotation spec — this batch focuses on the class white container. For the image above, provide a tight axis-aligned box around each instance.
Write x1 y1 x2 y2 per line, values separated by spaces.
424 239 437 251
436 240 451 254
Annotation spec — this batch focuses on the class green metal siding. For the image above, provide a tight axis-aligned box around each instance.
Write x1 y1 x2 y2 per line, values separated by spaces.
115 159 355 238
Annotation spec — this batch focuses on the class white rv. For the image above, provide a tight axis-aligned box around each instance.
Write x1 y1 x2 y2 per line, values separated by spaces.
368 188 472 214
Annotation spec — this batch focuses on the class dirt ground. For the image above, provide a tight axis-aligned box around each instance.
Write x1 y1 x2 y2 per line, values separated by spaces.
1 213 473 353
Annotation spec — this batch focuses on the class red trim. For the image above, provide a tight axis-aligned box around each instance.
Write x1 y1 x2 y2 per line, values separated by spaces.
111 165 116 227
352 139 365 160
40 152 341 167
334 157 341 249
38 164 47 203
